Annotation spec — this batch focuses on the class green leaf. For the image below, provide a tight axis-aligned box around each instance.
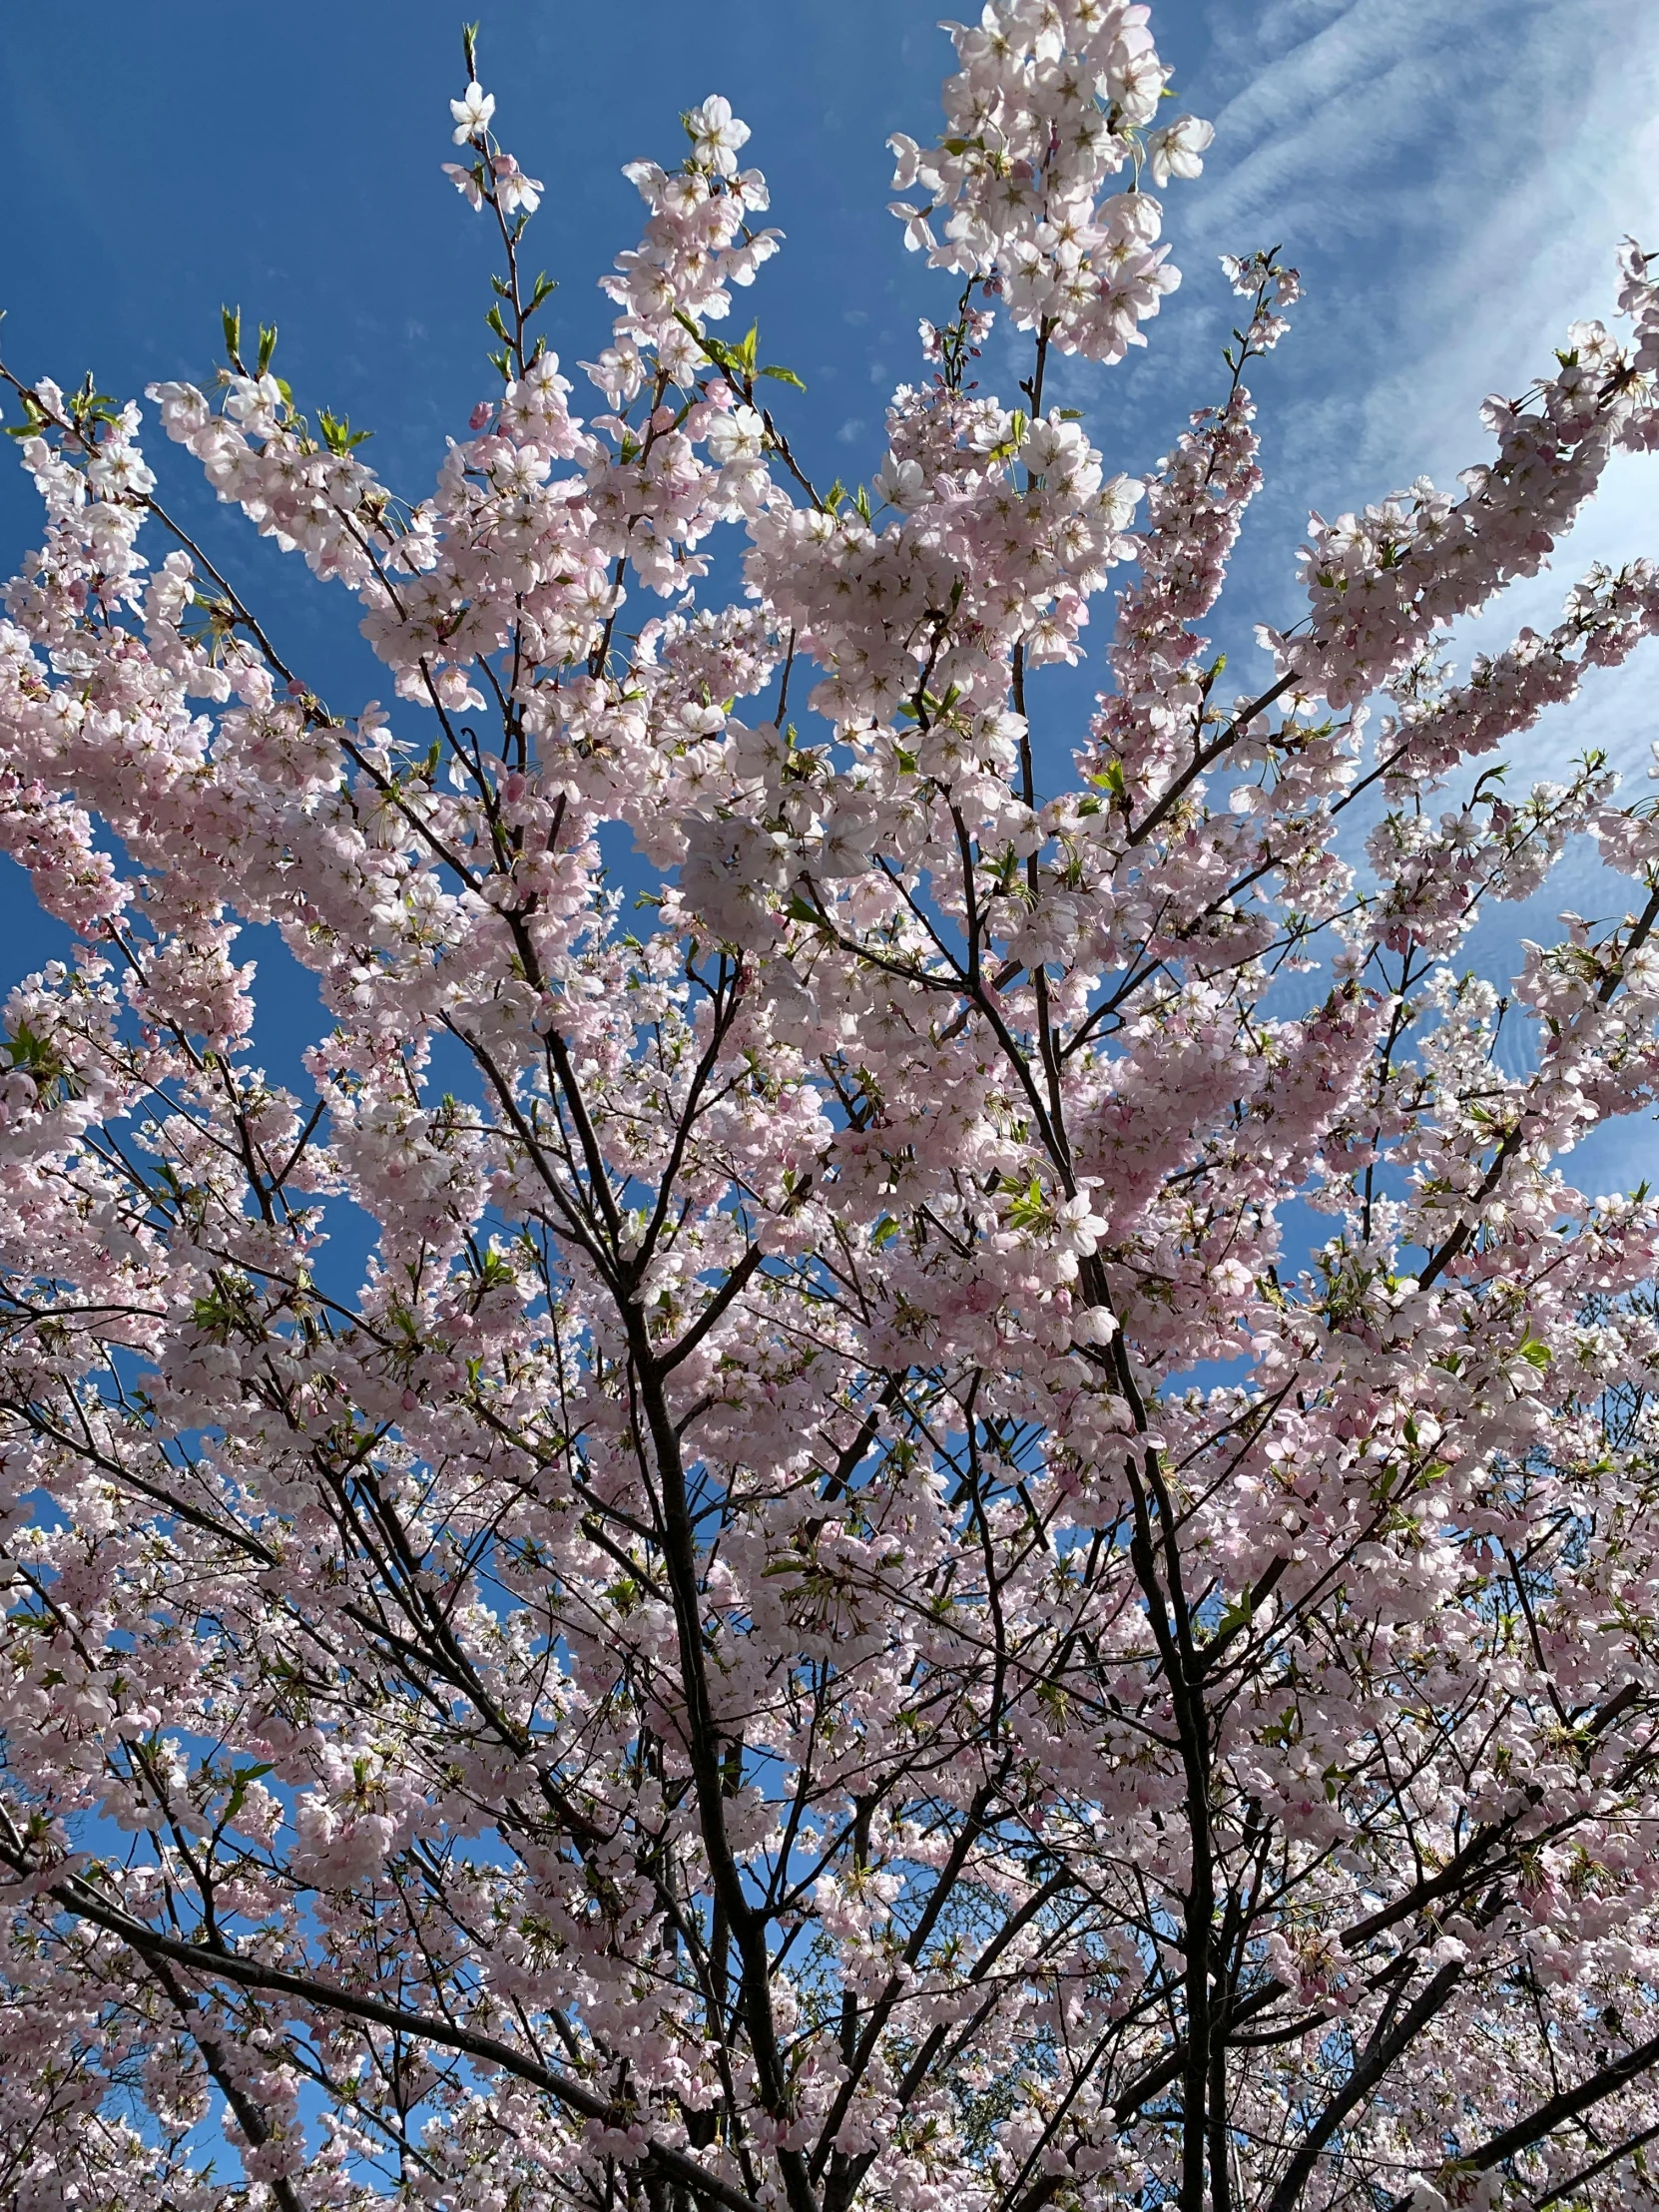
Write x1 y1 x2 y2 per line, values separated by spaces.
1214 1590 1254 1641
256 321 278 375
4 1019 80 1095
317 408 373 455
191 1289 242 1342
225 1762 275 1820
3 390 50 440
1517 1335 1552 1370
761 363 807 390
221 303 243 367
1006 1177 1048 1233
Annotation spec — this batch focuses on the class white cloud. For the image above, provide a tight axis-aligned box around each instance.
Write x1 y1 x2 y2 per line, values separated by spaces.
1140 0 1659 780
1121 0 1659 1141
1180 0 1659 487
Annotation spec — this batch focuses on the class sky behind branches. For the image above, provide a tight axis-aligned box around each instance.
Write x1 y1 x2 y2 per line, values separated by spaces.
2 0 1657 1187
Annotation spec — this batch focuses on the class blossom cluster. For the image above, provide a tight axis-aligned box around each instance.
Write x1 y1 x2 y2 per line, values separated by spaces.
887 0 1214 360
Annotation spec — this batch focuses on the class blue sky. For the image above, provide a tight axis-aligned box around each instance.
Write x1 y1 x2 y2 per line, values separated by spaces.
1 0 1657 1188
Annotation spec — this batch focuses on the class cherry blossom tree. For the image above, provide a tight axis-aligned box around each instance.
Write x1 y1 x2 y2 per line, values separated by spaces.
3 7 1659 2209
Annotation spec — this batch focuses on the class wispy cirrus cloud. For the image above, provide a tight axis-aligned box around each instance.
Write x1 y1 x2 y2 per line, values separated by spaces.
1085 0 1659 747
1172 0 1659 539
1154 0 1659 1186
